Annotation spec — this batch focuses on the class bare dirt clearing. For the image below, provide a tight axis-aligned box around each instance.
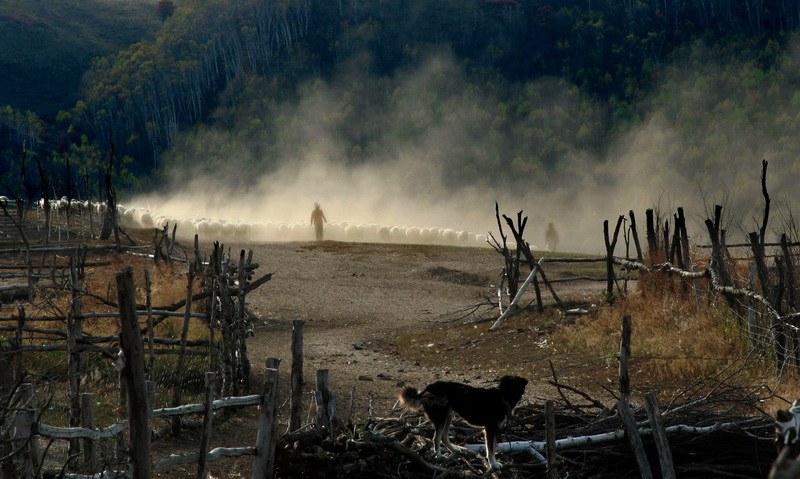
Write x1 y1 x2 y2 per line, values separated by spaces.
149 239 614 478
240 240 606 420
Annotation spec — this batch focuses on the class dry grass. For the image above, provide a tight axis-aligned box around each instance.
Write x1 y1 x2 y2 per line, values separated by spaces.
0 245 211 425
396 268 799 413
550 286 748 384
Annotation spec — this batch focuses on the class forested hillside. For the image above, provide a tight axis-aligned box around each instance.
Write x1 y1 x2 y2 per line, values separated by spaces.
0 0 160 117
2 0 800 211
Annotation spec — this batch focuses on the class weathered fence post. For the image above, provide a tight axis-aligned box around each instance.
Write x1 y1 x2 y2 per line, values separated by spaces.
629 210 643 263
671 214 684 270
194 234 203 272
146 380 156 444
68 253 84 461
253 362 280 479
172 262 196 436
236 250 251 393
116 267 152 479
81 392 96 473
705 205 736 309
644 394 676 479
290 320 305 433
315 369 335 435
677 207 691 267
501 211 564 310
749 231 784 373
645 208 657 263
6 383 35 478
604 217 624 302
545 399 558 479
219 264 234 397
144 269 155 379
617 400 653 479
618 315 631 402
197 372 216 479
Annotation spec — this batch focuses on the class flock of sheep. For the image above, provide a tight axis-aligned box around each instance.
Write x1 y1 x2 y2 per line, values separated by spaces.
116 204 490 247
29 198 490 247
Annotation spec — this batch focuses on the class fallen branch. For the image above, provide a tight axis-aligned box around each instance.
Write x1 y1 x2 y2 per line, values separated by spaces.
359 431 447 473
465 420 768 455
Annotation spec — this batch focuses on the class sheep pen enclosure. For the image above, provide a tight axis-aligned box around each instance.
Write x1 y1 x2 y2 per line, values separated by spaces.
3 161 800 478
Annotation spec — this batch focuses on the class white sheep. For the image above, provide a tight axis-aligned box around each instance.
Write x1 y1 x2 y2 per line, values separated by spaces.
122 208 135 227
234 222 251 242
135 210 154 229
325 222 346 241
389 226 405 242
344 224 363 241
222 221 237 240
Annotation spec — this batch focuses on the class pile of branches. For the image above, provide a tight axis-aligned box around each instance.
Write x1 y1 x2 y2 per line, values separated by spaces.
275 382 778 478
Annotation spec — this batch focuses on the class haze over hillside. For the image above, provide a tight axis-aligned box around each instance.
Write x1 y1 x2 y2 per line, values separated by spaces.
137 41 800 254
4 0 800 253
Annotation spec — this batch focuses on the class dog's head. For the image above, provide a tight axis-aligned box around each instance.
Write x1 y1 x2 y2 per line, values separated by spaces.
776 400 800 453
498 375 528 407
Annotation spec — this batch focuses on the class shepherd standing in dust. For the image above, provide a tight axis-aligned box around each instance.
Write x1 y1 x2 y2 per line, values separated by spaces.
545 222 559 252
310 203 328 241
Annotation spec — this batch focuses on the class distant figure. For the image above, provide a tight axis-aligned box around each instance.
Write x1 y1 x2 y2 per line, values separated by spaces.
545 222 559 252
310 202 328 241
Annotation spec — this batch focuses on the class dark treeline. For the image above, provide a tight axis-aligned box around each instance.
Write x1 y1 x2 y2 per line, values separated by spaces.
1 0 799 199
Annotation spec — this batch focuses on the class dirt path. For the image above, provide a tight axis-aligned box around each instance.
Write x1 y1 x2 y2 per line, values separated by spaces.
239 241 603 417
150 239 606 478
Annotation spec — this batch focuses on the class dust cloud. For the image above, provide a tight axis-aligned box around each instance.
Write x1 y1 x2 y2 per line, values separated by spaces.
129 40 800 254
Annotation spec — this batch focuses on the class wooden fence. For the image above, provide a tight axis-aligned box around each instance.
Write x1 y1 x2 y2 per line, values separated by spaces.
0 213 275 477
492 161 800 374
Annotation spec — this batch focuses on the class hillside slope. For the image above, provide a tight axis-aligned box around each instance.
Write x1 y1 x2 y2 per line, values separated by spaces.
0 0 160 118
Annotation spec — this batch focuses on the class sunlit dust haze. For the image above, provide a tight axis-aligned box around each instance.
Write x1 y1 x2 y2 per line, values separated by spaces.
127 41 800 254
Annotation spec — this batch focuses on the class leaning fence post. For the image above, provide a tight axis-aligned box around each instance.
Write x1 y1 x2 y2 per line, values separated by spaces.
197 372 216 479
604 216 624 303
628 210 643 263
116 267 152 479
618 315 631 402
617 400 653 479
172 262 196 436
81 393 96 473
290 320 305 432
677 207 691 267
644 394 676 479
315 369 336 435
253 363 280 479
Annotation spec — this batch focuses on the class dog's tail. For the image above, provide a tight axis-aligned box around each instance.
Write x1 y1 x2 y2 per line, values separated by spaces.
399 386 423 410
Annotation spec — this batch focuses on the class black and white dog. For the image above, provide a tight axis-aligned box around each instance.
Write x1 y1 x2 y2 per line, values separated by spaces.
399 376 528 469
776 399 800 454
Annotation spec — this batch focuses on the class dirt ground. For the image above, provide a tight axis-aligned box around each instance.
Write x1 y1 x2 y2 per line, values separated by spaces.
150 239 608 477
242 241 604 415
